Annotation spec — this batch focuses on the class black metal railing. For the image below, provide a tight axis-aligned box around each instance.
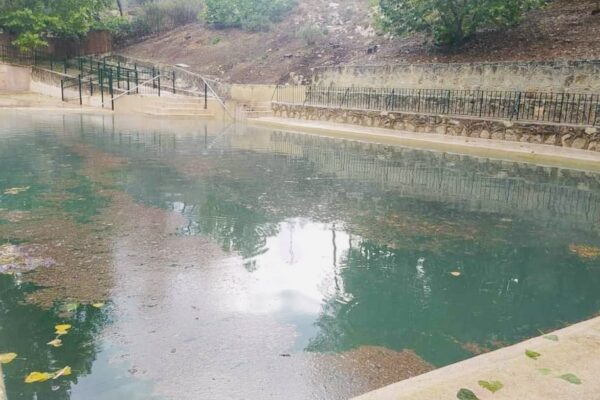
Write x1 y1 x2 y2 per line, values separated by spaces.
274 85 600 126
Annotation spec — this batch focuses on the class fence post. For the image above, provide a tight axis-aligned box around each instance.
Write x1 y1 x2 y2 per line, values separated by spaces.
152 67 156 88
90 78 93 96
157 75 161 96
117 63 121 89
172 71 176 94
78 74 82 106
63 58 67 74
204 83 208 109
100 69 104 108
126 70 130 92
61 79 64 101
109 70 114 111
135 71 139 94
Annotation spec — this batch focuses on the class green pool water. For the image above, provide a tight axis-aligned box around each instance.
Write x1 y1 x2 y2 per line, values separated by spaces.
1 111 600 399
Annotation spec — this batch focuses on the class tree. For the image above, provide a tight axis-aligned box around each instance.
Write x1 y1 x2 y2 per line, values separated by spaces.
377 0 547 46
0 0 114 51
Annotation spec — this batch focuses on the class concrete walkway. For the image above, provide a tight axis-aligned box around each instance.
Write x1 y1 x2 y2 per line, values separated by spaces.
250 117 600 172
353 316 600 400
0 365 6 400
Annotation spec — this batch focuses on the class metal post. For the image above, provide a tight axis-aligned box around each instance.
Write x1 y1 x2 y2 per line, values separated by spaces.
117 64 121 88
90 78 93 96
61 79 64 101
100 69 104 107
152 67 156 88
109 70 114 111
78 74 82 105
157 75 161 96
50 58 53 71
135 71 139 94
172 71 176 94
126 70 130 92
64 58 67 74
204 83 208 109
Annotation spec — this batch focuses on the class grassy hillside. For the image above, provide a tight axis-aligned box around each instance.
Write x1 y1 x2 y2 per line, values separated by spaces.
119 0 600 84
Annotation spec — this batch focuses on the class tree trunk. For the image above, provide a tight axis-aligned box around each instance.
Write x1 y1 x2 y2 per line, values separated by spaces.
116 0 123 17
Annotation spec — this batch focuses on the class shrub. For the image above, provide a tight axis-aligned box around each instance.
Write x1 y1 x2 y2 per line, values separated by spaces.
377 0 547 46
296 24 327 45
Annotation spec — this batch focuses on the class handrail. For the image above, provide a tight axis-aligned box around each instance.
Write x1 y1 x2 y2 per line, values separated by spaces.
111 75 161 103
172 66 233 119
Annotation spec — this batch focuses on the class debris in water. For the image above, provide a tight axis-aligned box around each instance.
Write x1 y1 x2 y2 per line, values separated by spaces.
92 302 105 308
4 186 30 195
525 349 541 360
0 244 54 274
450 271 461 277
55 324 72 336
52 366 72 379
569 244 600 260
0 352 17 364
25 371 52 383
47 338 63 347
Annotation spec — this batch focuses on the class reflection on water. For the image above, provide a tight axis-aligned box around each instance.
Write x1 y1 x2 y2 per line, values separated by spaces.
1 111 600 399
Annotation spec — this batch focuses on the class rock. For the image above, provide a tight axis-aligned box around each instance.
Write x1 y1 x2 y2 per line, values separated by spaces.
283 54 293 58
585 127 598 135
571 137 587 149
479 130 491 139
367 45 379 54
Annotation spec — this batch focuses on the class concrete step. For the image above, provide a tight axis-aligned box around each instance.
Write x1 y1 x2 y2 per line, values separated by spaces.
142 111 214 117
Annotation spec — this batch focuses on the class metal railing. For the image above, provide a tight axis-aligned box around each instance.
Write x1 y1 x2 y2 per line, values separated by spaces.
273 85 600 126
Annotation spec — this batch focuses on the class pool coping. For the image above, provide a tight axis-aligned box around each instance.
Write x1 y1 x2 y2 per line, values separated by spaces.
249 117 600 172
351 315 600 399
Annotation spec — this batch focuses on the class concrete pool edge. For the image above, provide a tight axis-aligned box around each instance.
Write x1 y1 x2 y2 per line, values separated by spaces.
352 315 600 399
249 117 600 172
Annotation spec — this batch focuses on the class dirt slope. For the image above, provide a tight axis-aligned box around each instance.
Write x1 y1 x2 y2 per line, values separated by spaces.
119 0 600 84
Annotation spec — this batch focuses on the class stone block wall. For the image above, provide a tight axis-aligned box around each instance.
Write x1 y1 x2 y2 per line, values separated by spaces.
271 103 600 152
312 61 600 93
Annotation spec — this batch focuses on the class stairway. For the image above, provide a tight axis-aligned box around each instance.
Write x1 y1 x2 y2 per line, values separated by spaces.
238 102 273 119
141 95 213 117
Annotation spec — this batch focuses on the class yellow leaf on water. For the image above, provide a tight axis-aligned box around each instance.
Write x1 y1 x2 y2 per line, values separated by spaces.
4 186 30 195
55 324 72 336
47 338 62 347
92 302 104 308
450 271 461 277
25 371 52 383
52 366 72 379
0 352 17 364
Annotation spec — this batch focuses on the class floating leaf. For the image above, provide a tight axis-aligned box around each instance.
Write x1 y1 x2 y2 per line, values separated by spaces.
92 302 104 308
0 352 17 364
4 186 30 195
559 373 582 385
543 335 559 342
450 271 461 277
25 371 52 383
525 349 541 360
457 388 480 400
52 366 72 379
478 380 503 393
538 368 552 375
55 324 72 336
47 338 62 347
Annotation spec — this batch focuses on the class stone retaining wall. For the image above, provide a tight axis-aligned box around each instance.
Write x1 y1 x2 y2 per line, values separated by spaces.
271 103 600 152
312 61 600 93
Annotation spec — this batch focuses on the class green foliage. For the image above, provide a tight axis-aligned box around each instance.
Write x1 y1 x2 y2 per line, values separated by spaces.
202 0 296 31
117 0 202 42
296 24 327 45
0 0 114 50
377 0 547 46
478 380 503 393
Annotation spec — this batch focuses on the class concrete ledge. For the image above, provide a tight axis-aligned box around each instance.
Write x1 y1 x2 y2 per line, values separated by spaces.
353 316 600 400
250 117 600 172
